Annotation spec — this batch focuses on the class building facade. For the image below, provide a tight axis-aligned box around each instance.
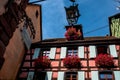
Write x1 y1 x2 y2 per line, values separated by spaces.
17 36 120 80
0 0 42 79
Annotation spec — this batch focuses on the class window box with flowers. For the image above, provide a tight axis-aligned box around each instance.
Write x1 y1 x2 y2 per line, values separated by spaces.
34 56 51 69
63 55 81 68
65 27 82 40
95 53 115 68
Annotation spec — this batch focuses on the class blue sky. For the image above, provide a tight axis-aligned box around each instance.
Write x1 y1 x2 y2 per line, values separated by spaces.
29 0 120 39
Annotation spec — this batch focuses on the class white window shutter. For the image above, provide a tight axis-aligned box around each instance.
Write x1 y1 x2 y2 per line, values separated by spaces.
21 27 31 50
57 72 64 80
60 47 67 58
109 45 117 57
45 71 52 80
89 46 96 58
32 48 40 59
114 71 120 80
27 72 34 80
78 46 84 58
91 71 99 80
27 48 41 80
49 47 56 59
78 71 85 80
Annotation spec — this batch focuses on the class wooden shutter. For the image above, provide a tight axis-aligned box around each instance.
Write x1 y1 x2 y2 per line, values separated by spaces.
60 47 67 58
91 71 99 80
78 46 84 58
45 71 52 80
32 48 40 59
49 47 56 59
89 46 96 58
114 71 120 80
78 71 85 80
57 72 64 80
109 45 117 57
27 72 34 80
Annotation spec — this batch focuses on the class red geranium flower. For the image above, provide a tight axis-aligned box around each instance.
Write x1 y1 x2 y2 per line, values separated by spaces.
95 53 114 68
65 27 81 40
34 56 51 69
63 55 81 68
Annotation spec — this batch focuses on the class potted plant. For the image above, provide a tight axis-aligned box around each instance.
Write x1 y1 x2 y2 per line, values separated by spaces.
63 55 81 68
34 56 51 69
65 27 82 40
95 53 114 68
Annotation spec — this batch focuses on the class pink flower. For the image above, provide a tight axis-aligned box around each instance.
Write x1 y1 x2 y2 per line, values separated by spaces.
95 53 114 67
65 27 82 40
63 55 81 68
34 56 51 68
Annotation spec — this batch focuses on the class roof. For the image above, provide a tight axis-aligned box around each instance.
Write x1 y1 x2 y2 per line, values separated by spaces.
31 36 120 48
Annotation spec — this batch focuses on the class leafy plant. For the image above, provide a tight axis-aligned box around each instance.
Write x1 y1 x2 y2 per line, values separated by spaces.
95 53 114 68
63 55 81 68
34 56 51 69
65 27 81 40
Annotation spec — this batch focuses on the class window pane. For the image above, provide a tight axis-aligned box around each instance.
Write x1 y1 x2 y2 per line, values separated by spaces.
68 50 72 53
72 79 77 80
65 72 77 80
66 79 70 80
97 45 108 54
107 74 112 79
42 50 50 56
99 71 113 80
100 74 105 79
107 79 112 80
66 75 70 78
67 47 78 56
72 74 77 78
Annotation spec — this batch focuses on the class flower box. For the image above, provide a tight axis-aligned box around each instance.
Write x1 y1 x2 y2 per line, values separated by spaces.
65 27 82 40
34 56 51 69
63 55 81 68
95 53 114 68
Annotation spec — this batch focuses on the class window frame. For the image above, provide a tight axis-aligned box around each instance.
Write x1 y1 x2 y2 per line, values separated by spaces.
34 71 46 80
64 72 78 80
99 71 115 80
96 45 110 55
67 47 78 56
40 48 50 57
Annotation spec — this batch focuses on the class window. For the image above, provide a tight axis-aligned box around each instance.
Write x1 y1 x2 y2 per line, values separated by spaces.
40 49 50 57
65 72 77 80
99 71 114 80
34 72 46 80
67 47 78 56
96 45 109 54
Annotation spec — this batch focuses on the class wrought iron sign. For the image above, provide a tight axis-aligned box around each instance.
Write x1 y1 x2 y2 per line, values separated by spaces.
64 0 80 25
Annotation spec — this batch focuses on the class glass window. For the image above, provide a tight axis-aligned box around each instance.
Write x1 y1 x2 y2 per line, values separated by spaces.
40 49 50 57
34 72 46 80
65 72 77 80
67 47 78 56
96 45 109 54
99 71 114 80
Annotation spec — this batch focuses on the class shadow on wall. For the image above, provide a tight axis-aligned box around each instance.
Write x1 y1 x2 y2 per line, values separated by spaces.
0 0 28 69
